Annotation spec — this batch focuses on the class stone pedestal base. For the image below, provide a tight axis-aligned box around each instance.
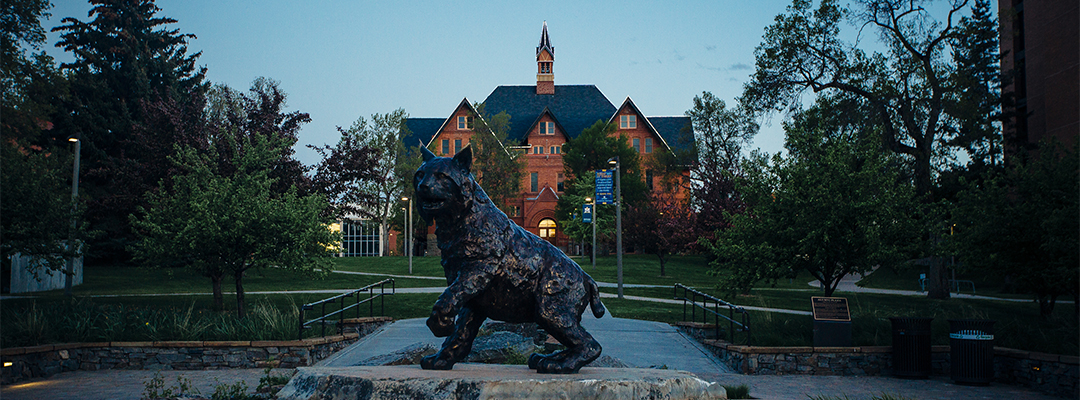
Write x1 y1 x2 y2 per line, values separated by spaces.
276 364 727 399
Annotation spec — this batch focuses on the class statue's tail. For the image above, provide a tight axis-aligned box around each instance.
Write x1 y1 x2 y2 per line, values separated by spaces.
587 278 606 318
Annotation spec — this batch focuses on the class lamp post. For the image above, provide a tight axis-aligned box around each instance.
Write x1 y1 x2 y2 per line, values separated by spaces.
401 196 412 274
585 197 595 270
607 157 622 299
65 134 81 297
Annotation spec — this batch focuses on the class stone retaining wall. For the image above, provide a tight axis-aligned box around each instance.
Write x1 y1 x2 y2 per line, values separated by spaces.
676 323 1078 398
0 316 391 385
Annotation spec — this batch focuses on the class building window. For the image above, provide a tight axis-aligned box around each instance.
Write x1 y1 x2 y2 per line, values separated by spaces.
620 115 636 129
646 170 655 191
442 139 450 155
538 218 557 238
540 63 551 73
550 146 560 154
633 138 640 153
340 219 380 257
511 206 520 217
455 139 462 154
457 116 472 130
645 138 653 153
530 172 538 192
540 121 555 135
557 173 565 192
533 146 544 154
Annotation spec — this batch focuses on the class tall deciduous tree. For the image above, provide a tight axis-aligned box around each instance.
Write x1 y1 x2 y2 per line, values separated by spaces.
470 104 524 214
132 134 335 317
705 98 919 297
741 0 995 197
52 0 208 262
556 121 646 254
625 191 697 276
741 0 998 299
947 140 1079 317
685 92 757 243
328 109 408 256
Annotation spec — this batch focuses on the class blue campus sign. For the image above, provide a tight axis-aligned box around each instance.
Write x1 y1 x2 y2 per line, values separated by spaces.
582 204 593 223
595 169 614 204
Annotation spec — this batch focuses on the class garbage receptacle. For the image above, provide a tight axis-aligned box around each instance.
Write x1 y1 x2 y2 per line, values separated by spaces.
948 319 995 385
889 317 933 378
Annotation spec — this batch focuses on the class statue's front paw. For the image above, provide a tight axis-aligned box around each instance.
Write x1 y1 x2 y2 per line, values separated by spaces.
420 353 454 370
426 312 454 337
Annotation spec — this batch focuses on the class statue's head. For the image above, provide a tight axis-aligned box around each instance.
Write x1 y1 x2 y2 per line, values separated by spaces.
414 145 482 221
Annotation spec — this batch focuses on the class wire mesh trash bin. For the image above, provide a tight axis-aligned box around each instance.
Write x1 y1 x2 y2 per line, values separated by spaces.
949 319 995 385
889 317 933 378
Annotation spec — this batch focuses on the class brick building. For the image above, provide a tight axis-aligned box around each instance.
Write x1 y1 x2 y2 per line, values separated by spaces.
403 23 693 252
998 0 1078 153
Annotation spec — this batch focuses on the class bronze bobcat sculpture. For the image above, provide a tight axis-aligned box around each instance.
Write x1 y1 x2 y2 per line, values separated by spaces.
414 145 605 374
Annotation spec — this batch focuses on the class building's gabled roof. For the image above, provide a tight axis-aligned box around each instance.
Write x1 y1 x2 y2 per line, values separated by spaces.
404 98 480 149
525 107 572 142
402 118 443 149
481 85 616 145
647 116 695 154
610 97 674 153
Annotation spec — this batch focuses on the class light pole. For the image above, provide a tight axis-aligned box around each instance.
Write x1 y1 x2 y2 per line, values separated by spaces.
608 157 623 299
585 197 595 270
401 196 412 274
65 134 81 297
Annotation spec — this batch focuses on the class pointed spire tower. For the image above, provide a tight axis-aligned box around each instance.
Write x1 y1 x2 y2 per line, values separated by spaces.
536 21 555 95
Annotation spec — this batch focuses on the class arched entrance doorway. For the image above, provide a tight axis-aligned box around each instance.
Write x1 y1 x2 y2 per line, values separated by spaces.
538 218 557 245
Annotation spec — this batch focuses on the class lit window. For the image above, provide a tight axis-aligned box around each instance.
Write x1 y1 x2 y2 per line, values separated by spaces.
539 219 557 238
531 172 539 192
645 138 653 153
455 139 462 154
620 115 636 129
442 139 450 155
633 138 640 153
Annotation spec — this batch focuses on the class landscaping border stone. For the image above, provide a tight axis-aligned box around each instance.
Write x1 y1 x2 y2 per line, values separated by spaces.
674 322 1077 398
0 316 391 385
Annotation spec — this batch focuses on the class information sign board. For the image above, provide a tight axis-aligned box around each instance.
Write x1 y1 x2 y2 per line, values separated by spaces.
595 169 614 204
811 297 851 322
582 204 593 223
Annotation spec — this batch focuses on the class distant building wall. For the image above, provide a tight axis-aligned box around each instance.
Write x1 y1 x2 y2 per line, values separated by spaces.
8 253 82 294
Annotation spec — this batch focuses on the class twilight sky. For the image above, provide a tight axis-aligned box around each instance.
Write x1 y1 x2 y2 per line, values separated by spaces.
41 0 923 166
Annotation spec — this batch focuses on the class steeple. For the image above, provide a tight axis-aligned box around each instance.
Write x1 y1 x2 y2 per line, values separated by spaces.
536 21 554 95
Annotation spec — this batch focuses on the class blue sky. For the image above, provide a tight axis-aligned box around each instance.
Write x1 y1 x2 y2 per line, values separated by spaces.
42 0 890 165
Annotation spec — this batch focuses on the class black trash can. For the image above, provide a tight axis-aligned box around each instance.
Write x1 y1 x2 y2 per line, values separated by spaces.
948 319 995 385
889 317 933 378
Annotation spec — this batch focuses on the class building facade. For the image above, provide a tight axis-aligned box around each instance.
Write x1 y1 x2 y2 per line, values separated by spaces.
404 23 693 251
998 0 1078 154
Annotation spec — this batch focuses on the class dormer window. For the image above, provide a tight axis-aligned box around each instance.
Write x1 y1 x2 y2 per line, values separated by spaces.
540 63 551 73
539 121 555 135
620 115 636 129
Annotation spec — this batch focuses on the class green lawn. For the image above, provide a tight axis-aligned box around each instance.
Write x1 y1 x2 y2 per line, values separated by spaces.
2 255 1076 356
855 265 1033 300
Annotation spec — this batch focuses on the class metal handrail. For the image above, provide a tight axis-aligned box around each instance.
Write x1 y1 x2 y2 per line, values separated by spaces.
673 283 751 345
298 278 395 340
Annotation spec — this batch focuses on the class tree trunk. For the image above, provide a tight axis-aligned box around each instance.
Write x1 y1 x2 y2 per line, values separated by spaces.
926 256 951 300
658 252 667 277
235 270 246 318
211 275 224 312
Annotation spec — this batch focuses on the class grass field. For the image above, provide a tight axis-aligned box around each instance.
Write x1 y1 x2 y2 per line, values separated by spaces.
2 254 1076 355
